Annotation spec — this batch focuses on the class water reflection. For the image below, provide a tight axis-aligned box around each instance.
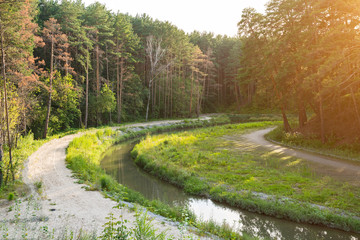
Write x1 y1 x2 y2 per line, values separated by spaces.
101 142 191 205
101 142 360 240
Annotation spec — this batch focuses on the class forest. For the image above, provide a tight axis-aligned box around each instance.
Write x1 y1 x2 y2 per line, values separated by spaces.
0 0 360 187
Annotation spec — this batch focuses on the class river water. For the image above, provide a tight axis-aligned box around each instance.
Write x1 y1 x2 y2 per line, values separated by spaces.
101 142 360 240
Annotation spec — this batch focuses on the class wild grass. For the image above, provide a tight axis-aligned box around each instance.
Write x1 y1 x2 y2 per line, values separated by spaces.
266 125 360 162
132 122 360 233
0 127 96 199
65 118 262 239
0 133 46 199
1 115 263 239
66 127 196 220
100 208 171 240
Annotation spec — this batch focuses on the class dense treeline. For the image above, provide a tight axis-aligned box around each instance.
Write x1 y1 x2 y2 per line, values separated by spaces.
237 0 360 143
0 0 240 186
1 0 359 186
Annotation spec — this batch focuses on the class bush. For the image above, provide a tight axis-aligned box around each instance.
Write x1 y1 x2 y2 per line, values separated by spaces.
7 192 15 201
184 177 209 195
100 175 113 191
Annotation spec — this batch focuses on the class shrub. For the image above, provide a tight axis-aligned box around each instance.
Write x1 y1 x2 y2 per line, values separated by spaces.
100 175 113 191
7 192 15 201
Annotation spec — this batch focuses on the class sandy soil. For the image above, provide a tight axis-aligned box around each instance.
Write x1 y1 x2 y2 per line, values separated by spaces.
0 119 212 239
239 128 360 186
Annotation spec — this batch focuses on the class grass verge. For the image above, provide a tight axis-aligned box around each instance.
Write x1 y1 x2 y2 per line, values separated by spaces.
65 116 252 239
266 125 360 162
131 122 360 233
0 128 92 200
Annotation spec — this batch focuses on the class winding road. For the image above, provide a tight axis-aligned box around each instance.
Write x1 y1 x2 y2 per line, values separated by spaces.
1 122 359 239
242 128 360 186
1 119 211 240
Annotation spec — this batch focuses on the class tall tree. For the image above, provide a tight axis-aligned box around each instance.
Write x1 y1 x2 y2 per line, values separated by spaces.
42 18 69 138
0 0 38 183
145 35 169 121
83 2 113 125
0 17 14 182
78 26 94 129
112 13 139 123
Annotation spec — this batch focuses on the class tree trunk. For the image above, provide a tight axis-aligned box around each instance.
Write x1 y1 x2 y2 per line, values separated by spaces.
116 56 120 123
234 82 241 111
95 42 100 96
1 25 14 183
145 78 152 122
106 44 109 81
43 36 54 138
164 66 168 118
170 66 173 118
152 76 156 116
196 72 200 118
351 87 360 130
319 93 325 143
119 58 124 123
85 48 89 129
189 70 194 116
158 71 161 114
0 143 3 187
281 106 291 133
95 36 100 126
298 98 307 128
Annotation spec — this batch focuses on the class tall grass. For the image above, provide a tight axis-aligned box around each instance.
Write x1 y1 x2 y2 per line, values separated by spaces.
0 133 45 199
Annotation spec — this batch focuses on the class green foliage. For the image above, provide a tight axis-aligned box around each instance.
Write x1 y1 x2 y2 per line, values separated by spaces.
100 212 130 240
99 84 116 115
66 129 116 185
51 73 81 132
100 175 113 191
0 133 44 190
29 73 81 138
237 0 360 142
7 192 15 201
122 74 147 122
183 177 209 195
132 211 167 240
35 181 43 194
195 219 242 240
100 210 169 240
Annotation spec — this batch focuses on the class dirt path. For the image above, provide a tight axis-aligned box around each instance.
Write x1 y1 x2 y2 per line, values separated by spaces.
0 119 212 239
241 128 360 186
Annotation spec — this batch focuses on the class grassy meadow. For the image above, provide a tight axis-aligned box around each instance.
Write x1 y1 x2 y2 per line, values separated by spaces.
131 122 360 232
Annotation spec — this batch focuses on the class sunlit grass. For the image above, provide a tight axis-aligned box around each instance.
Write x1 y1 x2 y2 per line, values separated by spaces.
266 126 360 162
132 122 360 232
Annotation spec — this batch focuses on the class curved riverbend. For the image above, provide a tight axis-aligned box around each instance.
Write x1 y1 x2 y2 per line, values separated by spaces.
101 141 360 240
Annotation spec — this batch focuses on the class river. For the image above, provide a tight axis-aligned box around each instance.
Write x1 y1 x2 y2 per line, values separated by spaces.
101 141 360 240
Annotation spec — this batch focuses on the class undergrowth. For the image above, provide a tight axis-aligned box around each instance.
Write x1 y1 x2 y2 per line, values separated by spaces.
0 134 45 199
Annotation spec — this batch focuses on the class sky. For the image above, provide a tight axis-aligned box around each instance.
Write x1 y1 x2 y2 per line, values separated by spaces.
81 0 269 37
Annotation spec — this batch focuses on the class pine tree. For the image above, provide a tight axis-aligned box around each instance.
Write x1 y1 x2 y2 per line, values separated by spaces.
42 18 69 138
112 13 139 123
83 2 113 125
0 0 38 184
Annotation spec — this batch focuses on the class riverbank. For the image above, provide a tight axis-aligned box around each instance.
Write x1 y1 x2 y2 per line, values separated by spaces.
65 117 251 239
131 123 360 234
266 126 360 163
1 117 224 240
